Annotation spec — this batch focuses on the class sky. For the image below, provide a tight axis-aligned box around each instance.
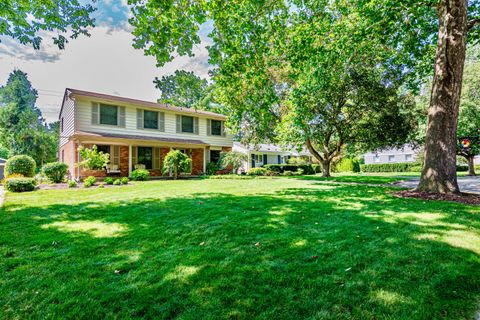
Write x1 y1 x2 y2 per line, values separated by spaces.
0 0 212 122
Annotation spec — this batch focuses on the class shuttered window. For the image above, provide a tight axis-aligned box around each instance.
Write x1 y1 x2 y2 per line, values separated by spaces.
211 120 222 136
181 116 194 133
144 110 158 129
99 104 118 126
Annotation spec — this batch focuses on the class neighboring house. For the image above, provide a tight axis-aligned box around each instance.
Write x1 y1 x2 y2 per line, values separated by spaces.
59 89 233 179
233 142 313 172
0 158 5 180
364 145 420 165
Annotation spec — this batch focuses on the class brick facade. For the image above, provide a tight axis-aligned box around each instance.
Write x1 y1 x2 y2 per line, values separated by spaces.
120 146 129 177
191 148 204 175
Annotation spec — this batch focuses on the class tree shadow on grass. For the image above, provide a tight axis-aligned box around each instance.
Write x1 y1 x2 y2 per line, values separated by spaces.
1 183 480 319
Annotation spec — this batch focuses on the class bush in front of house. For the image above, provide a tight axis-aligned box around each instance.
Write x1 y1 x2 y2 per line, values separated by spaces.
121 177 129 184
83 176 96 188
5 177 36 192
42 162 68 183
104 177 114 185
263 164 316 175
206 161 219 175
130 169 150 181
333 158 361 173
162 150 192 180
68 180 78 188
247 168 269 176
78 145 109 170
113 179 121 185
5 155 36 178
361 163 417 172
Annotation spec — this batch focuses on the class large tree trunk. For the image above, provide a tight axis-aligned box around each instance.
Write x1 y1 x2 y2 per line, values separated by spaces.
466 156 476 176
321 160 331 178
416 0 468 194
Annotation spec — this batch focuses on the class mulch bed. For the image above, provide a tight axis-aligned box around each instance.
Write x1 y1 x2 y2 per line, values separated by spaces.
393 190 480 205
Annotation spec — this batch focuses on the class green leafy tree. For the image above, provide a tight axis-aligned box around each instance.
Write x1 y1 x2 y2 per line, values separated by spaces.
1 0 95 49
219 151 247 174
162 150 192 180
0 70 59 165
128 0 480 192
78 145 110 171
155 70 212 109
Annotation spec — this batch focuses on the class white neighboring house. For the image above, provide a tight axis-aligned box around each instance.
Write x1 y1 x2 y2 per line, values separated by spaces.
363 145 420 165
233 142 313 172
0 158 5 180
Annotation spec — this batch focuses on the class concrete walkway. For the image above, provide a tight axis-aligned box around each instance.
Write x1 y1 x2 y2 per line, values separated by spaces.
394 176 480 194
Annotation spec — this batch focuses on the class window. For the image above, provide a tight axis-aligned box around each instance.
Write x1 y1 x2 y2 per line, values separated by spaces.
211 120 222 136
137 147 153 169
405 154 413 161
144 110 158 129
388 155 395 162
374 155 380 163
96 145 110 155
253 154 263 162
100 104 118 125
181 116 194 133
210 150 221 164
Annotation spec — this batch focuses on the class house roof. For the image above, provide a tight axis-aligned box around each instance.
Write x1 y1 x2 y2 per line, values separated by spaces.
73 131 208 145
62 88 227 120
233 142 311 156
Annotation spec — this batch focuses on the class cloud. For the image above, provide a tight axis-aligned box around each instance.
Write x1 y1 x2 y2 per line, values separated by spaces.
0 36 62 63
94 0 131 32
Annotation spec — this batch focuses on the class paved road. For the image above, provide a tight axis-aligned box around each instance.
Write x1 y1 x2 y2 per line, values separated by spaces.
394 176 480 194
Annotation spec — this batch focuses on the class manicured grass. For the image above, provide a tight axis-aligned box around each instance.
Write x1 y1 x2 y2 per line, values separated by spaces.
1 178 480 319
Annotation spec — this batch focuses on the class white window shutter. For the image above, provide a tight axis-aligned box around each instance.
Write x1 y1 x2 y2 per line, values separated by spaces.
153 147 161 169
112 145 120 165
132 146 137 166
207 119 211 136
137 109 143 129
194 117 199 135
176 115 181 133
221 121 226 137
91 102 99 125
119 107 126 127
159 112 165 132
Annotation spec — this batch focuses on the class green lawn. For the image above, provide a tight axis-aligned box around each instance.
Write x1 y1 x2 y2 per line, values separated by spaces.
1 177 480 319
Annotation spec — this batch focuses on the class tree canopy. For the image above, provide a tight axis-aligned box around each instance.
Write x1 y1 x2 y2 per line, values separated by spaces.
0 70 58 165
0 0 95 49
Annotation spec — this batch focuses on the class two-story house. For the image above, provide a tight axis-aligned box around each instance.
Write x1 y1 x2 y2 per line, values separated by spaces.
59 89 233 179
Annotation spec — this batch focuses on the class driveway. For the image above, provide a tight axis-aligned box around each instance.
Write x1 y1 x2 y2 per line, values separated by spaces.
394 176 480 194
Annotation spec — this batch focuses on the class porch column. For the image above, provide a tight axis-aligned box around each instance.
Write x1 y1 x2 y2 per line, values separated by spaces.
128 145 132 176
203 146 207 172
76 141 81 181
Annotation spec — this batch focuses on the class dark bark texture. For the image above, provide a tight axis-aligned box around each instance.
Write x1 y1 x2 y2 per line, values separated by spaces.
467 156 476 176
416 0 468 194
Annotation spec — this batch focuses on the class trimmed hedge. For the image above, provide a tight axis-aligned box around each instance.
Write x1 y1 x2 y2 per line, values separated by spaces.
5 155 36 177
334 158 361 173
42 162 68 183
131 169 150 181
5 177 36 192
361 163 470 173
247 168 269 176
263 164 320 175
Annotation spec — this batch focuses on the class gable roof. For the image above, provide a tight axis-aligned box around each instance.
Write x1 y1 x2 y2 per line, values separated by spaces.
60 88 226 120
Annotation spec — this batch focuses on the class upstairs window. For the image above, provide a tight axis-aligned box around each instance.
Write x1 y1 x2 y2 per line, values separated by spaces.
144 110 158 129
211 120 222 136
100 104 118 126
181 116 194 133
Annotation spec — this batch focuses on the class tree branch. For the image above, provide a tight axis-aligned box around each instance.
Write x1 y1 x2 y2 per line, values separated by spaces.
306 138 325 163
468 19 480 31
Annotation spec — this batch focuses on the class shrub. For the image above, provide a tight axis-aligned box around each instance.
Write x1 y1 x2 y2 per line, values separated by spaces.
287 157 308 165
263 164 316 175
42 162 68 183
5 178 36 192
282 170 294 176
219 151 248 173
104 177 114 185
361 163 417 172
456 164 468 172
98 183 105 188
67 180 78 188
83 176 96 188
113 179 121 185
410 165 423 172
5 155 36 177
121 177 129 184
334 158 361 173
162 150 192 179
296 168 304 175
206 162 219 175
78 145 109 170
131 169 150 181
247 168 268 176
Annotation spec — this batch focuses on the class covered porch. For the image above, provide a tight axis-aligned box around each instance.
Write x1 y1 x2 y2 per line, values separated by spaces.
68 131 213 179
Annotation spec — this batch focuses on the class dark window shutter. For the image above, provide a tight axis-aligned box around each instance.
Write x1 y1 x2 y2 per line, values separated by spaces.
277 155 281 164
263 154 267 164
251 156 255 168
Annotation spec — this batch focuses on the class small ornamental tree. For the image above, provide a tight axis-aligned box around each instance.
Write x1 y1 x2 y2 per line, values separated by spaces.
5 155 36 177
219 151 248 174
78 145 110 171
162 150 192 180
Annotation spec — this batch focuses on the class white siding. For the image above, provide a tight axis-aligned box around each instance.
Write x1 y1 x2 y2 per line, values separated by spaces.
266 154 278 165
364 145 419 165
75 98 233 147
59 93 75 147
